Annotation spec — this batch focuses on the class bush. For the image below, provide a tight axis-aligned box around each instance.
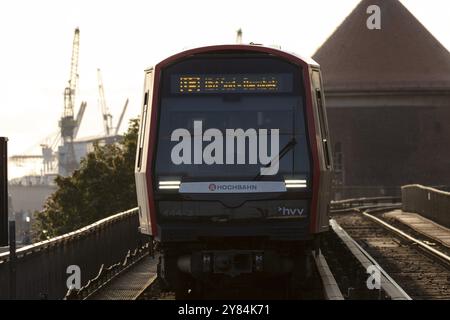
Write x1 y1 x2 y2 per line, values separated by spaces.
34 119 139 240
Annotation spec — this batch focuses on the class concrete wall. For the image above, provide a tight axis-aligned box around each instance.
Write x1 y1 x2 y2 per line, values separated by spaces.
402 184 450 228
325 89 450 195
9 185 56 213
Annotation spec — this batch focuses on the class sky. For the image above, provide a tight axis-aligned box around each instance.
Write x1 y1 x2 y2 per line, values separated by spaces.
1 0 449 178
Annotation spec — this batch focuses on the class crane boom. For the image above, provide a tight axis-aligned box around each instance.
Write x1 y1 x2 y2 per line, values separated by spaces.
63 28 80 118
59 28 81 176
114 98 129 135
73 101 87 138
97 68 113 136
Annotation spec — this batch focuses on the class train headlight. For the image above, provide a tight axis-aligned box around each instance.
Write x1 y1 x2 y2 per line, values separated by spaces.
158 180 180 190
284 179 307 189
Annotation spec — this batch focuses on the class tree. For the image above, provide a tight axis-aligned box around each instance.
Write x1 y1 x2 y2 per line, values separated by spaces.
34 119 139 240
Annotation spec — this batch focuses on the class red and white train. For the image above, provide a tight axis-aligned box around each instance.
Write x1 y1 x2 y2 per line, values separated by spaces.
135 44 333 296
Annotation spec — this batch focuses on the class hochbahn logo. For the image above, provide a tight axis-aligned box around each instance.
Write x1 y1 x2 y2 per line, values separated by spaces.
208 183 258 192
170 121 280 175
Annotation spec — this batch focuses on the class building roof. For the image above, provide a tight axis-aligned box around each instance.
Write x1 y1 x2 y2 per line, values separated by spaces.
313 0 450 91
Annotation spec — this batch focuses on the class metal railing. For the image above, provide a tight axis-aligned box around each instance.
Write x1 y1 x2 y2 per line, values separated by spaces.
332 186 402 200
402 184 450 228
65 242 151 300
330 196 400 211
0 207 141 299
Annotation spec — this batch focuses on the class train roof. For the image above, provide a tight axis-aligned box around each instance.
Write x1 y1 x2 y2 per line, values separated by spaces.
146 44 319 72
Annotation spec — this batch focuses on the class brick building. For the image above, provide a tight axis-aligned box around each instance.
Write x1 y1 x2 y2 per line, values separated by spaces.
313 0 450 198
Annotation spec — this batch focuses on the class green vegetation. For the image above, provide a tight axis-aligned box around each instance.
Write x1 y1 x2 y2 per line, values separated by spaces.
34 119 139 240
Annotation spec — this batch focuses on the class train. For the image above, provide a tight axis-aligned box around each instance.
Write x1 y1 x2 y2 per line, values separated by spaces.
135 44 333 297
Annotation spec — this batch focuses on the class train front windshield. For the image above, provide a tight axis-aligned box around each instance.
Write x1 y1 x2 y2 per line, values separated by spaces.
155 55 311 185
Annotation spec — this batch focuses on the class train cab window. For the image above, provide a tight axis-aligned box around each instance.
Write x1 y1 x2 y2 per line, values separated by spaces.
154 56 312 183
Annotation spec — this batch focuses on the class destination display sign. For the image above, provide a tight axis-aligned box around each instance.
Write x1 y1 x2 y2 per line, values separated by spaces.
171 73 293 94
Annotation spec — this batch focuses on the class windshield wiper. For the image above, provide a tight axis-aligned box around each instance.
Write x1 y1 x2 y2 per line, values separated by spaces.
253 137 297 181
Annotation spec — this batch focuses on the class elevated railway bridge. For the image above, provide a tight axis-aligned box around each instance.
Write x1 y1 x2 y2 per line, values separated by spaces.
1 185 449 300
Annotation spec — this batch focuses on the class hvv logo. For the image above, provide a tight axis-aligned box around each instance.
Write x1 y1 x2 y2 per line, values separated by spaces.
277 207 305 216
170 121 280 175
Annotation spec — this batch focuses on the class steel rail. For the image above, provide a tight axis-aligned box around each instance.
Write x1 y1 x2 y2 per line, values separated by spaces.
330 219 412 300
361 211 450 265
313 250 344 300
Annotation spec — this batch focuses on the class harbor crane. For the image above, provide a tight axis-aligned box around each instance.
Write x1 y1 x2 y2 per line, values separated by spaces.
97 68 129 136
58 27 85 176
97 68 113 136
10 28 86 176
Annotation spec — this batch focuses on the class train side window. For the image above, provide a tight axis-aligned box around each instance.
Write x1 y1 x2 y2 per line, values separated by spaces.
137 90 149 170
315 88 331 169
312 70 332 169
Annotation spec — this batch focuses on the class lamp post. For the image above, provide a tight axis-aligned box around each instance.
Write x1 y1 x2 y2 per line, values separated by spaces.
0 137 8 246
0 137 16 299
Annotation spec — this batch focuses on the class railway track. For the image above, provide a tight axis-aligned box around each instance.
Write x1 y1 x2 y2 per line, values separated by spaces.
77 250 336 300
321 221 410 299
136 222 409 300
136 252 343 300
330 203 450 299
